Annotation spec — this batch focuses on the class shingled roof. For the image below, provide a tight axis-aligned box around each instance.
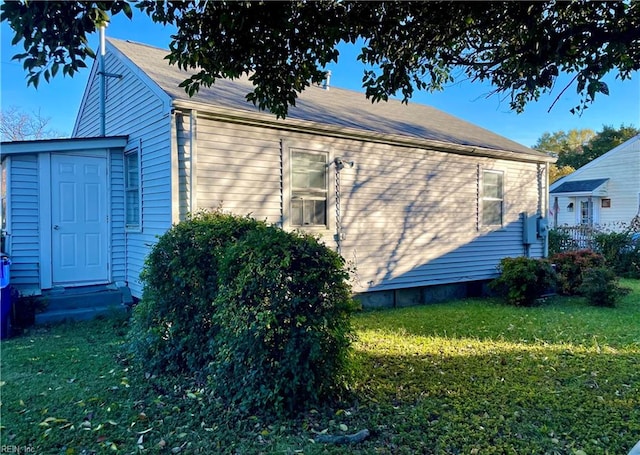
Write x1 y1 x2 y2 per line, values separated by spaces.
550 178 609 194
107 38 551 161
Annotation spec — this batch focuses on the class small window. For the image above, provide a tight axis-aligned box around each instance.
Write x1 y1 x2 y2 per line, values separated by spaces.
481 170 504 226
124 147 141 230
601 198 611 208
291 150 328 227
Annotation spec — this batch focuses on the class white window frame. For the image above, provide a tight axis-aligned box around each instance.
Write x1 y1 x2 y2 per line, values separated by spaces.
124 144 142 231
480 169 505 228
282 140 334 232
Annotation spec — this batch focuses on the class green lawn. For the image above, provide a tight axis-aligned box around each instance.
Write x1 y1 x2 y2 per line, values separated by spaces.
2 280 639 454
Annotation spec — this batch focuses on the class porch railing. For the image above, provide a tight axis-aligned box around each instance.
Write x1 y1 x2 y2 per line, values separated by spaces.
553 225 598 251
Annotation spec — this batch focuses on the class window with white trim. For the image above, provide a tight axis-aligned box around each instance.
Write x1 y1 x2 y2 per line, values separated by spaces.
481 170 504 226
291 150 328 228
124 147 141 230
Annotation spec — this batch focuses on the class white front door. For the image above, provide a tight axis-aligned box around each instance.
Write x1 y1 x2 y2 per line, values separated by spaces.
51 154 108 285
577 197 597 226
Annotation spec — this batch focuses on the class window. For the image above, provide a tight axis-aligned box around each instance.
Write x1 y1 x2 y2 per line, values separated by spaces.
481 170 504 226
601 198 611 208
291 150 328 227
124 147 141 230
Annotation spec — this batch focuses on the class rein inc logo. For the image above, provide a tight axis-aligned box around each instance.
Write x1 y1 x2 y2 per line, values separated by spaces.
1 447 36 454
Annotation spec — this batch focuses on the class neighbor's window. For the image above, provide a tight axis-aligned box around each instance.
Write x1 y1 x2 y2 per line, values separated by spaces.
291 150 328 227
482 170 504 226
124 148 141 230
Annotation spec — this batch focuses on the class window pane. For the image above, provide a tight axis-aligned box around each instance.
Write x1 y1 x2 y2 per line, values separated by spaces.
291 199 303 226
291 198 326 227
483 172 502 199
292 151 326 190
483 200 502 225
126 189 140 226
125 153 139 187
308 199 326 226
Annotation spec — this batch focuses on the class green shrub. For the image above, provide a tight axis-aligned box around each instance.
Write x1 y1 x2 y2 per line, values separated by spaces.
550 250 605 295
490 256 556 306
212 225 357 414
129 211 357 415
581 267 631 307
129 211 264 377
593 231 640 278
548 228 572 255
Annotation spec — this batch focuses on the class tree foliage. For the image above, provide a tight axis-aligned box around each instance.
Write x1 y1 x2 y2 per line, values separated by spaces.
549 164 576 183
534 124 639 170
2 1 639 118
0 106 65 141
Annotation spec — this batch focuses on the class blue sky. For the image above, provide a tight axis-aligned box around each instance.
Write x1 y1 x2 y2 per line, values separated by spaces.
1 12 638 147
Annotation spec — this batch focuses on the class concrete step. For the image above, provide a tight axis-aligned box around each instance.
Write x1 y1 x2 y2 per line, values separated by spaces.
35 304 127 325
40 285 124 311
33 284 133 325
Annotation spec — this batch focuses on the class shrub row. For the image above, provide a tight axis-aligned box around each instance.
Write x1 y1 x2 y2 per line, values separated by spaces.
549 227 640 278
128 211 357 415
491 250 629 307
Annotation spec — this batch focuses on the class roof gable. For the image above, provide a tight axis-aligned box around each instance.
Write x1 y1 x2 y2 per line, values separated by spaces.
106 38 551 162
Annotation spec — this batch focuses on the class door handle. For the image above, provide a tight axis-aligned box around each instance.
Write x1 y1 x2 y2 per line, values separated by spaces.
53 225 60 230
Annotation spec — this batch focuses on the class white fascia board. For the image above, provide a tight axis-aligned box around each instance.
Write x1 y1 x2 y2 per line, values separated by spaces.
1 136 128 155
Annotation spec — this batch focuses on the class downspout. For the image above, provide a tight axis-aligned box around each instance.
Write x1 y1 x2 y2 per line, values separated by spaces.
99 25 106 137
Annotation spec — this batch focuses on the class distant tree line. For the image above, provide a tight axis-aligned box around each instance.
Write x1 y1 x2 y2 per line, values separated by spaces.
534 124 640 182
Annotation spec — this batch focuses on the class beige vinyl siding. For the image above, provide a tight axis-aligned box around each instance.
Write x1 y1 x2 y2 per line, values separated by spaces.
74 51 173 297
6 155 40 290
338 145 541 292
194 118 283 223
176 113 192 219
190 117 544 294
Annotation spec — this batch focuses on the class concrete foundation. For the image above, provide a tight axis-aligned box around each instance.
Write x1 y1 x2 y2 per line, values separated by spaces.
354 280 491 309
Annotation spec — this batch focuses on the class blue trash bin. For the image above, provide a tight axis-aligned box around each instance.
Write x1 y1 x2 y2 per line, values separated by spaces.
1 254 12 339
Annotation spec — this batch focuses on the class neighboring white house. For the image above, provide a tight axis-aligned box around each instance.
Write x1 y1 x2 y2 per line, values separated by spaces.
550 134 640 229
0 38 554 307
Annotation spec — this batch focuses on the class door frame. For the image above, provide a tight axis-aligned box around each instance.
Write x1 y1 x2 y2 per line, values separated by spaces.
39 151 111 289
575 196 599 226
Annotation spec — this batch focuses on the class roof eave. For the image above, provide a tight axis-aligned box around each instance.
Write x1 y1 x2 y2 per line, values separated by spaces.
172 99 555 164
1 136 129 155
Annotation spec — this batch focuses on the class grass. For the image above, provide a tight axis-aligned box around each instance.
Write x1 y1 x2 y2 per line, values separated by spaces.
1 279 639 454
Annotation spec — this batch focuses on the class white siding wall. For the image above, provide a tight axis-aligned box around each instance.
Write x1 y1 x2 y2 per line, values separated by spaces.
109 150 126 282
552 140 640 229
192 117 544 294
75 52 172 297
7 155 40 290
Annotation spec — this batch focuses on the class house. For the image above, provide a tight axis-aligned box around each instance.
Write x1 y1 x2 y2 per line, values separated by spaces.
550 134 640 229
0 38 554 308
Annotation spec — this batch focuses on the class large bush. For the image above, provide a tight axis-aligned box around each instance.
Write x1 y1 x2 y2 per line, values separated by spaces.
129 211 357 415
549 250 606 295
212 226 357 414
489 256 556 306
129 211 263 377
581 267 630 307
